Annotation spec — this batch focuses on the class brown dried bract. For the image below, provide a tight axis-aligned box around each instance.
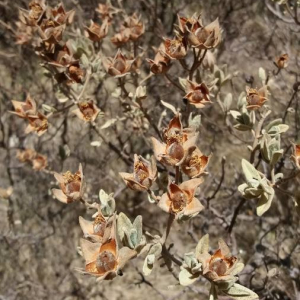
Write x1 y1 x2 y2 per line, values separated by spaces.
275 53 288 69
53 164 84 203
246 86 268 110
151 114 198 166
85 19 108 42
197 239 241 284
119 155 157 191
72 100 100 122
186 18 221 49
158 178 204 219
291 143 300 169
147 43 171 74
10 94 37 118
25 112 48 136
184 80 211 108
79 215 136 281
103 49 134 78
164 37 187 60
182 147 210 178
17 149 47 171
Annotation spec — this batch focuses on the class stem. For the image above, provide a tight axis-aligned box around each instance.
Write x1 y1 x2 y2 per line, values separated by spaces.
160 213 175 245
250 110 271 164
91 124 132 166
118 77 129 97
175 166 180 185
164 73 185 92
147 189 160 203
189 49 207 80
77 70 92 101
228 197 246 234
270 166 275 185
206 157 226 208
282 89 298 123
137 99 162 140
160 166 181 244
228 111 271 234
140 73 154 85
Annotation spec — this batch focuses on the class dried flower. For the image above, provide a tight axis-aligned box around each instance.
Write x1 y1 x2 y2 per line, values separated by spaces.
79 207 107 242
184 80 211 108
246 86 268 110
177 14 202 36
197 239 242 285
164 37 187 59
50 3 75 25
291 143 300 169
67 62 85 84
96 3 117 22
182 147 210 178
147 44 171 74
124 13 144 41
275 53 288 69
187 18 221 49
25 112 48 136
43 42 85 84
44 41 74 66
17 149 47 171
103 49 134 78
32 153 48 171
79 216 136 281
158 178 204 220
10 94 37 118
53 164 84 203
111 28 131 46
38 19 65 44
85 20 108 42
17 149 36 162
72 100 100 122
119 155 157 191
151 114 198 166
20 0 46 26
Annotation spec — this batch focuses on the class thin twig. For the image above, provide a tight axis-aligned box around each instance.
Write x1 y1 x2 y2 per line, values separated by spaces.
164 73 185 92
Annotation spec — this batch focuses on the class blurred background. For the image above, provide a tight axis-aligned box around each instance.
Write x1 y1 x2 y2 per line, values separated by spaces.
0 0 299 299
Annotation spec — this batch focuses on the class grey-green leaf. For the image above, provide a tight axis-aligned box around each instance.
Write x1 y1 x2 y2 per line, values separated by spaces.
223 283 258 300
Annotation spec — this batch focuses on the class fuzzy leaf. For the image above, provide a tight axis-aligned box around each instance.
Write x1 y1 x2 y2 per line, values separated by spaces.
179 77 188 89
149 242 162 256
42 104 57 113
223 283 258 300
230 110 241 119
195 234 209 256
231 263 245 276
143 254 155 276
99 189 116 216
241 159 260 181
256 189 274 216
90 141 102 147
101 118 117 129
188 114 201 131
234 124 253 131
270 149 283 166
258 67 266 84
133 215 143 244
117 213 132 238
161 100 177 114
265 118 282 132
209 284 218 300
223 93 232 112
179 268 199 286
